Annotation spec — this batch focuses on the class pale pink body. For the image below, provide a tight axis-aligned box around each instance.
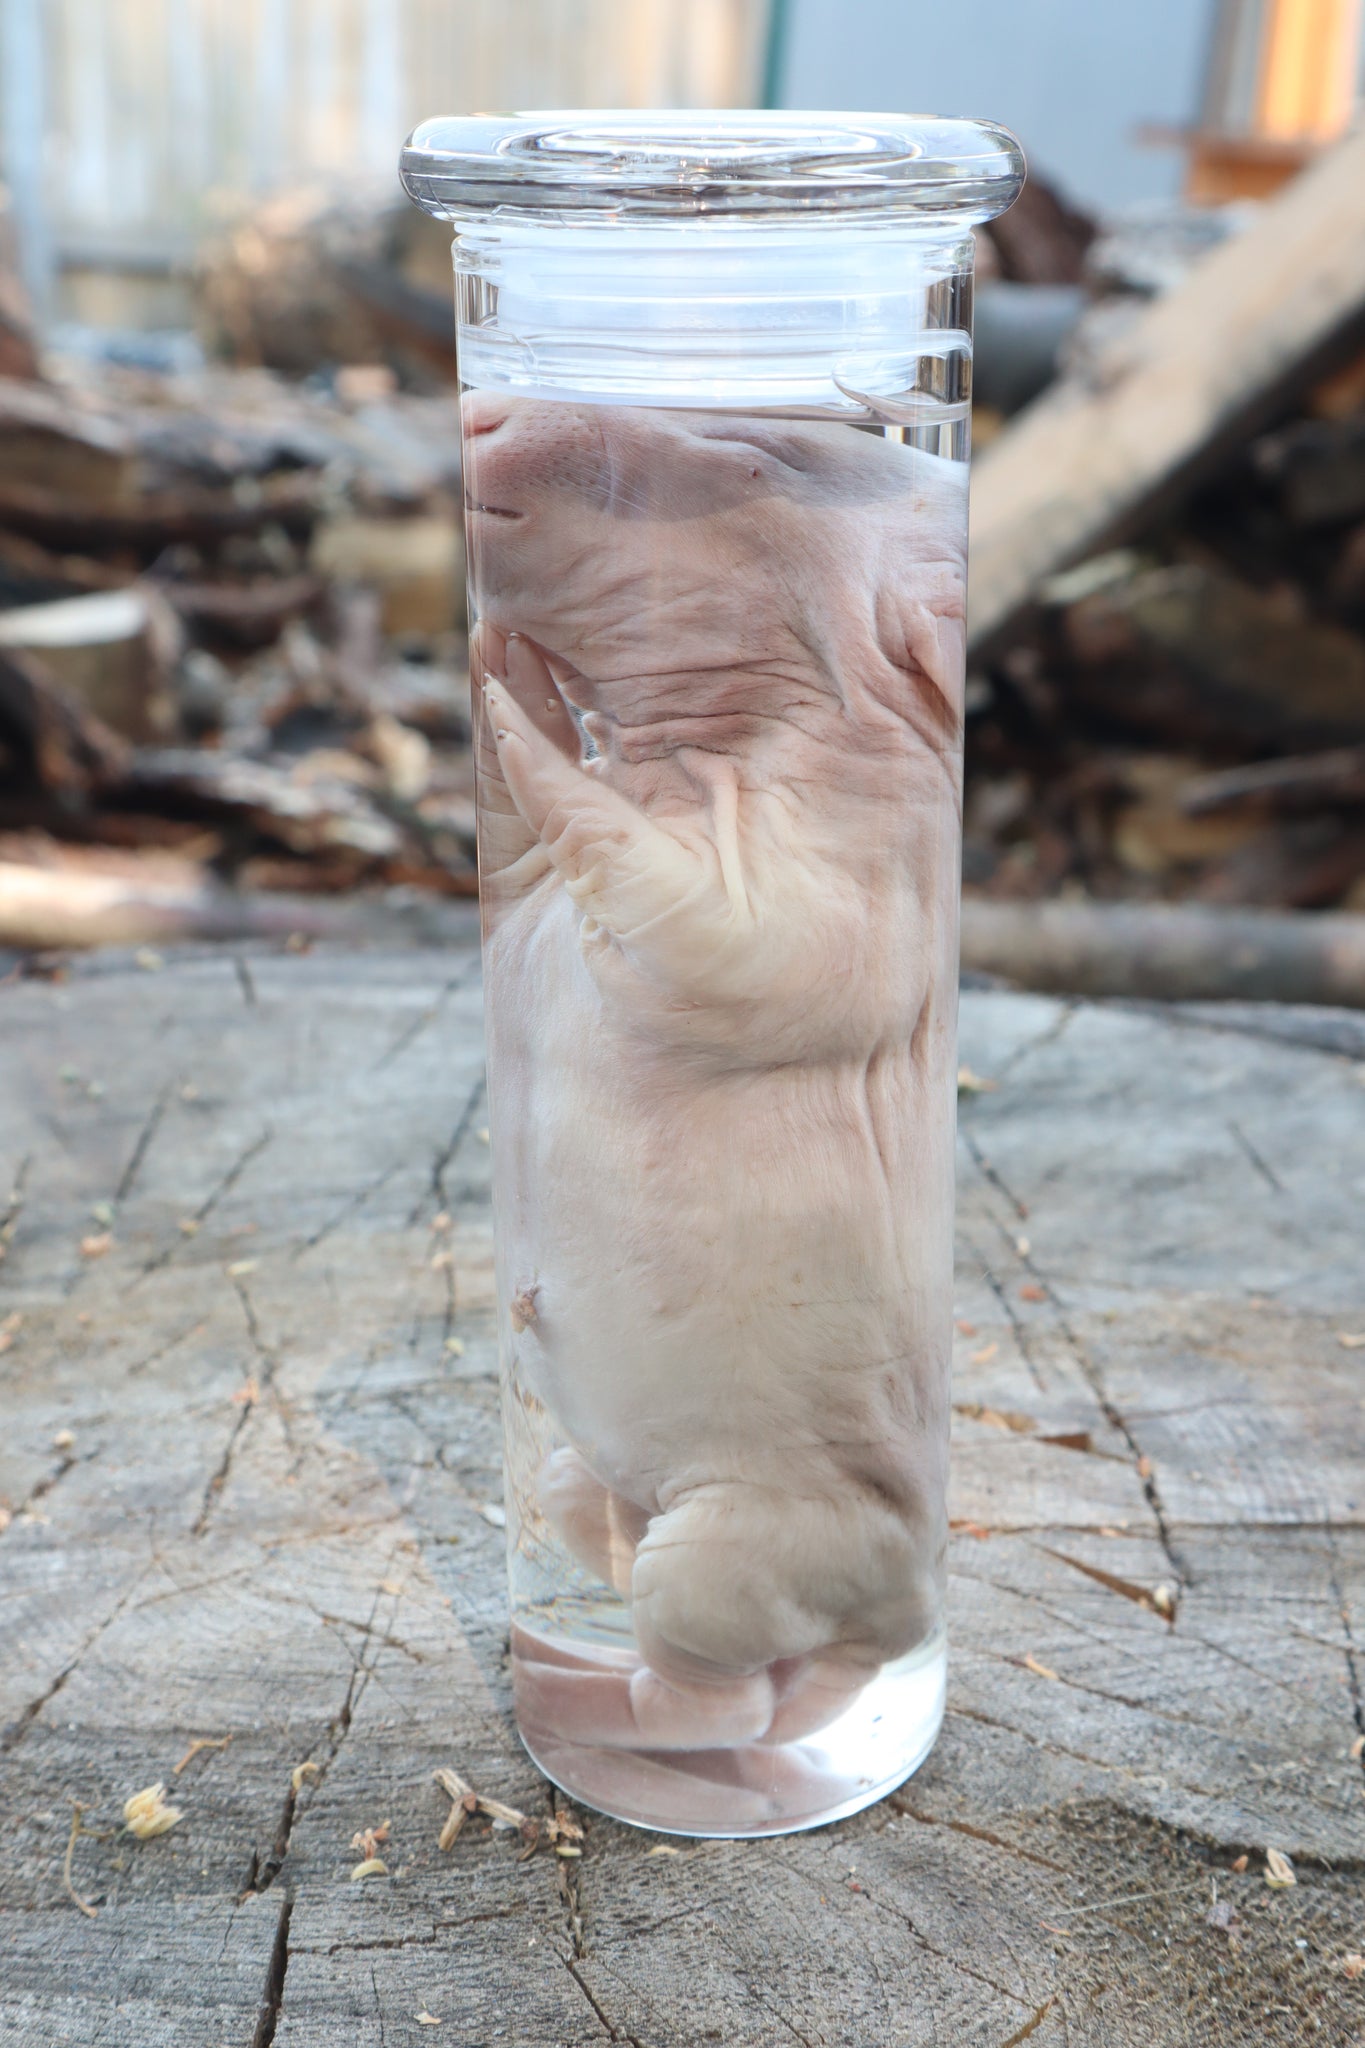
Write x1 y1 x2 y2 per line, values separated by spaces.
465 393 967 1748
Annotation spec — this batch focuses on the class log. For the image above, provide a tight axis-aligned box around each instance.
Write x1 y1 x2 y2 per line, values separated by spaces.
309 513 464 638
961 896 1365 1007
969 123 1365 650
153 573 325 650
0 472 322 556
0 646 129 796
1053 560 1365 748
1253 413 1365 527
0 589 177 742
0 376 134 506
1180 746 1365 814
0 857 478 952
1 945 1362 2045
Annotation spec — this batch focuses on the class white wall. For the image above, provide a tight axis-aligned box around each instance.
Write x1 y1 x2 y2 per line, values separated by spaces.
776 0 1220 212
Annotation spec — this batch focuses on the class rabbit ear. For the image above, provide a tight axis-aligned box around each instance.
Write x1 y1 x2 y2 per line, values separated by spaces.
486 663 702 942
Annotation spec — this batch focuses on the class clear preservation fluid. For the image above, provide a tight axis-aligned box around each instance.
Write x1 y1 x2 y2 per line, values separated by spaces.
465 395 966 1835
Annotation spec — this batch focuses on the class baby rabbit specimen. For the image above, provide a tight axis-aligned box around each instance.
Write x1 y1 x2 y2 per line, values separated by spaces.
465 393 966 1756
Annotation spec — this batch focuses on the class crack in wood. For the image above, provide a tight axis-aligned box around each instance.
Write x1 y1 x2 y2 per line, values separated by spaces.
996 1999 1057 2048
861 1882 1031 2011
294 1162 400 1259
964 1139 1192 1590
1322 1520 1365 1781
234 956 258 1009
114 1084 171 1202
970 1242 1049 1394
887 1795 1068 1872
370 961 478 1072
0 1150 32 1267
411 1072 486 1225
4 1449 78 1527
248 1896 292 2048
564 1959 645 2046
992 1003 1079 1083
962 1130 1030 1223
0 1570 147 1752
1227 1119 1285 1195
239 1579 399 1901
193 1271 287 1536
136 1128 272 1281
126 1315 206 1377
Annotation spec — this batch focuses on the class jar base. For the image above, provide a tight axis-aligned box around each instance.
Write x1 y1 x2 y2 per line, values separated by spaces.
515 1631 946 1839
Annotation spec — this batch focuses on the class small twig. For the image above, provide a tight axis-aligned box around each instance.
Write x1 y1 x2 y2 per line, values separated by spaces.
173 1733 232 1775
62 1804 98 1919
1051 1885 1179 1923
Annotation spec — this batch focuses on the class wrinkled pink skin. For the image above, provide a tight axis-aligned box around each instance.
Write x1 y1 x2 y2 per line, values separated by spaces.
464 393 966 1760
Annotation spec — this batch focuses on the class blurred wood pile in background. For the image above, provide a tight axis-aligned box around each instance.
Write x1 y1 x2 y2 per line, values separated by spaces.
1 144 1364 1000
0 197 476 952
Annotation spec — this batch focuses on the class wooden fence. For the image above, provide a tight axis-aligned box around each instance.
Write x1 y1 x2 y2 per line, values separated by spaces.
0 0 770 309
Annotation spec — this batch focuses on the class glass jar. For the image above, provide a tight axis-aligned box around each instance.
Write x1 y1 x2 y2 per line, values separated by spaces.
401 111 1023 1838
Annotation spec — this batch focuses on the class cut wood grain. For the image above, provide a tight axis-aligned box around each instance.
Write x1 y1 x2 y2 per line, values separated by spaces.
961 898 1365 1007
0 944 1362 2046
968 123 1365 650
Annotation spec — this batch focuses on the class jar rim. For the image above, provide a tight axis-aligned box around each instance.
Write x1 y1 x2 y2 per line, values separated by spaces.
400 110 1025 223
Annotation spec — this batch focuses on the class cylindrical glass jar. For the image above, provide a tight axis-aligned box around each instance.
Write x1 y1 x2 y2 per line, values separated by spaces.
401 112 1023 1838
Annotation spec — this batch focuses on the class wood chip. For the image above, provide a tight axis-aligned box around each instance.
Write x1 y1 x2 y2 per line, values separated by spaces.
79 1232 112 1259
416 2015 443 2027
431 1211 452 1234
1341 1954 1365 1980
1264 1847 1296 1888
443 1337 465 1356
957 1065 998 1095
1137 1454 1153 1480
230 1378 259 1405
122 1784 183 1838
646 1844 680 1856
968 1342 1000 1366
52 1428 75 1451
434 1766 478 1850
1019 1283 1046 1302
955 1319 978 1336
1022 1654 1060 1681
172 1734 231 1775
479 1502 506 1528
62 1804 98 1919
349 1857 388 1880
1231 1854 1249 1873
1349 1734 1364 1761
226 1258 257 1278
349 1820 391 1860
1337 1332 1365 1350
954 1399 1034 1431
177 1217 200 1236
1014 1235 1031 1256
478 1795 529 1830
291 1759 320 1794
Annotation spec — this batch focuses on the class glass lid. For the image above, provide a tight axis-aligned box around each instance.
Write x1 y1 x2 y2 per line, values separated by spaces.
400 110 1025 222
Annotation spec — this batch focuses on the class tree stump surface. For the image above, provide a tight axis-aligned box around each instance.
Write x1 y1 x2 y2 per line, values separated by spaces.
2 926 1363 2048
